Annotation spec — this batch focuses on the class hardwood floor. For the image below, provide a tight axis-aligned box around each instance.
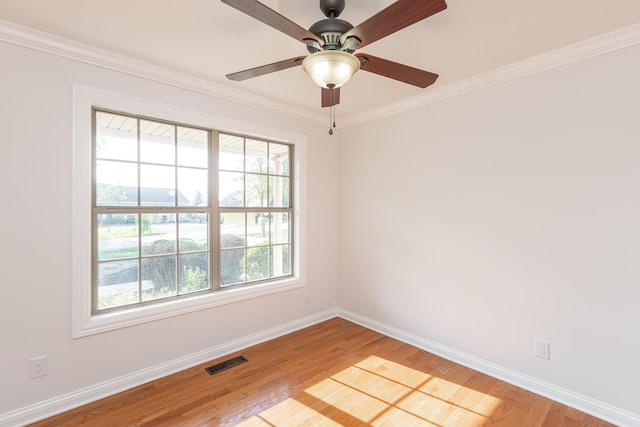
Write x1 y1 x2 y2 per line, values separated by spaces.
29 318 615 426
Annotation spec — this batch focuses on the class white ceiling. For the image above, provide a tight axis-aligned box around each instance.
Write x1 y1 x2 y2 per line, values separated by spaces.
1 0 639 121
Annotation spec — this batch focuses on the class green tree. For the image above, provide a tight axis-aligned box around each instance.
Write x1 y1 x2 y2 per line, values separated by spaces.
98 185 127 206
141 214 152 233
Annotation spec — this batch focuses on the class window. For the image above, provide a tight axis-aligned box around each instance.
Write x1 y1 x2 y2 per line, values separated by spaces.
92 109 293 314
73 86 306 337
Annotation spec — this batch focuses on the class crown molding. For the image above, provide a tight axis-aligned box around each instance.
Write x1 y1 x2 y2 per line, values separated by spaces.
340 22 640 128
2 19 639 129
0 19 327 125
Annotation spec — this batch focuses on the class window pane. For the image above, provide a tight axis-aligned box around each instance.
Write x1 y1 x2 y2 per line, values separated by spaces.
221 212 245 249
247 246 269 282
95 111 138 162
179 214 209 252
140 164 176 206
249 213 270 246
96 161 138 206
195 212 209 225
178 167 208 207
178 127 208 168
269 143 289 176
221 248 245 286
270 212 290 244
179 253 209 293
219 171 244 207
97 259 139 310
140 120 175 165
142 214 176 256
141 256 177 301
246 139 268 173
271 244 291 278
97 214 139 261
269 176 289 208
219 134 244 171
246 173 268 207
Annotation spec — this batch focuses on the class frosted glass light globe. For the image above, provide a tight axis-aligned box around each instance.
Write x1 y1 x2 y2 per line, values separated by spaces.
301 50 361 89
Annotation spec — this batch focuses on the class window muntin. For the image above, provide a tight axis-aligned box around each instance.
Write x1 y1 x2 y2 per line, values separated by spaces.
92 111 294 314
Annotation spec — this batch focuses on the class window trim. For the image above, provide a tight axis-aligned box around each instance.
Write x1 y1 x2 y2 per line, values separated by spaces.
72 85 307 338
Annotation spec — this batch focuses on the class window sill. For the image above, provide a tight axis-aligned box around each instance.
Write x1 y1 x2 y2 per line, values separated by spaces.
73 278 304 338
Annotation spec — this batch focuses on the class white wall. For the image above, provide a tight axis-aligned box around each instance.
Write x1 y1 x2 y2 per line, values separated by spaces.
339 44 640 416
0 41 340 416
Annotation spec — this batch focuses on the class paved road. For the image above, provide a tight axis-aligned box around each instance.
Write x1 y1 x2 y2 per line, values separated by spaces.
98 221 288 253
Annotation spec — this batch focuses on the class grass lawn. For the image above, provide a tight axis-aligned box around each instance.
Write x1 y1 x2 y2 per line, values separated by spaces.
98 224 165 240
98 247 139 261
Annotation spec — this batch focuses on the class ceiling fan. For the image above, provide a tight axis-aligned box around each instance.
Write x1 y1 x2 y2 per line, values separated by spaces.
222 0 447 131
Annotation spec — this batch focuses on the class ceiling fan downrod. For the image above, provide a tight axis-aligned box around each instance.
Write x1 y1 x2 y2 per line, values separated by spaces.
319 0 345 19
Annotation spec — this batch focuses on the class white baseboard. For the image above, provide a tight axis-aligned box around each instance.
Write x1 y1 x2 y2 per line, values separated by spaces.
0 309 338 427
337 309 640 427
5 308 638 427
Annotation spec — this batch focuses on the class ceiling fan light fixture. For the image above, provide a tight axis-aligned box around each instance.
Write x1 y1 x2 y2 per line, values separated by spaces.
301 50 360 89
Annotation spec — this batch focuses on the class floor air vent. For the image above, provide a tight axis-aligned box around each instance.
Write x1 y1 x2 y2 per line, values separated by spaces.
205 355 248 375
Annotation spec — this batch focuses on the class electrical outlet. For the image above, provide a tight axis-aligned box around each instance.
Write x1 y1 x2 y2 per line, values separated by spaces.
304 292 311 304
535 339 550 360
30 356 48 379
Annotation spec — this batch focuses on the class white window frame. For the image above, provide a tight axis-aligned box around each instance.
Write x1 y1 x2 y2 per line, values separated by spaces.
72 85 307 338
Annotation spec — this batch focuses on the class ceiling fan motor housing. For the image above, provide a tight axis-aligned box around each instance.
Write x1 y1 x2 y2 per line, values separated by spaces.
307 18 354 53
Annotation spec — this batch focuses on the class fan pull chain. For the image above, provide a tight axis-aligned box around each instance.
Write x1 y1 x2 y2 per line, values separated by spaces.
328 85 336 135
329 105 337 135
332 103 336 129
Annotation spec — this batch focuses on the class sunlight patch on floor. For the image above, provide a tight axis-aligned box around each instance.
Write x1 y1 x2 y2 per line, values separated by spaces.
306 376 391 421
235 355 502 426
236 397 342 426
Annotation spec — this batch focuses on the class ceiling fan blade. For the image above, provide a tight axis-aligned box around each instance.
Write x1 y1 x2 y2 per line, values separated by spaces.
222 0 323 45
341 0 447 48
321 87 341 107
356 53 438 88
226 56 306 81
